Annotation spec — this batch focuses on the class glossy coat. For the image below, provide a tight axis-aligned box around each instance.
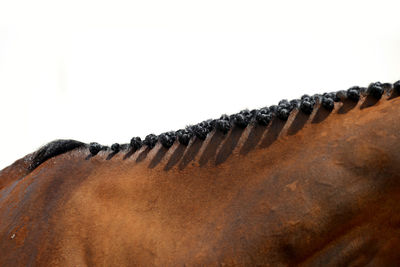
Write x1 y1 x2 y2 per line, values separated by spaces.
1 93 400 266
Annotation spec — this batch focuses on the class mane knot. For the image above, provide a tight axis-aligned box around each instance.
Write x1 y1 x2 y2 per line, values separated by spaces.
159 131 176 148
255 107 272 126
347 86 361 101
232 110 252 128
321 96 334 110
130 137 142 150
300 95 316 114
144 134 158 149
111 143 121 153
187 120 213 140
89 142 102 156
176 129 193 145
215 116 231 134
368 82 384 99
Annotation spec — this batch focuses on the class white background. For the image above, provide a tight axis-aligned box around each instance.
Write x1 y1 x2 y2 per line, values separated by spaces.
0 0 399 169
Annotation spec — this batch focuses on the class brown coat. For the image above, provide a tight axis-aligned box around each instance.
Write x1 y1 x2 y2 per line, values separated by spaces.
1 91 400 266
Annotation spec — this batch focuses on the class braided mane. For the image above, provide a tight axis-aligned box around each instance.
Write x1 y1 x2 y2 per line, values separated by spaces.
88 81 400 155
27 81 400 171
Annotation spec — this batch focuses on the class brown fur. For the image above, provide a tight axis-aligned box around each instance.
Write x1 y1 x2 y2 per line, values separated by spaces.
1 93 400 266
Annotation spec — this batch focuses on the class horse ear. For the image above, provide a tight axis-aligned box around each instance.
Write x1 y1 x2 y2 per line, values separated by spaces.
29 139 86 171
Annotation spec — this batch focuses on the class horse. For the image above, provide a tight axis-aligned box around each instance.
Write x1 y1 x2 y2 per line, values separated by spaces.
1 81 400 266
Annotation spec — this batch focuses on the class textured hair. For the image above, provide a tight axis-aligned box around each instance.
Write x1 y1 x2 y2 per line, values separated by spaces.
86 81 399 155
26 81 399 170
86 81 400 155
29 140 86 170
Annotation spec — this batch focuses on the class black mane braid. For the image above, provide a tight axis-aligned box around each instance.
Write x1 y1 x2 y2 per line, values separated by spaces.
87 80 393 152
28 81 399 167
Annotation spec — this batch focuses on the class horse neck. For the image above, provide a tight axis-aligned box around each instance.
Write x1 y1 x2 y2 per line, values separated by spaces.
2 94 399 265
72 94 400 264
130 94 400 183
96 94 400 224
